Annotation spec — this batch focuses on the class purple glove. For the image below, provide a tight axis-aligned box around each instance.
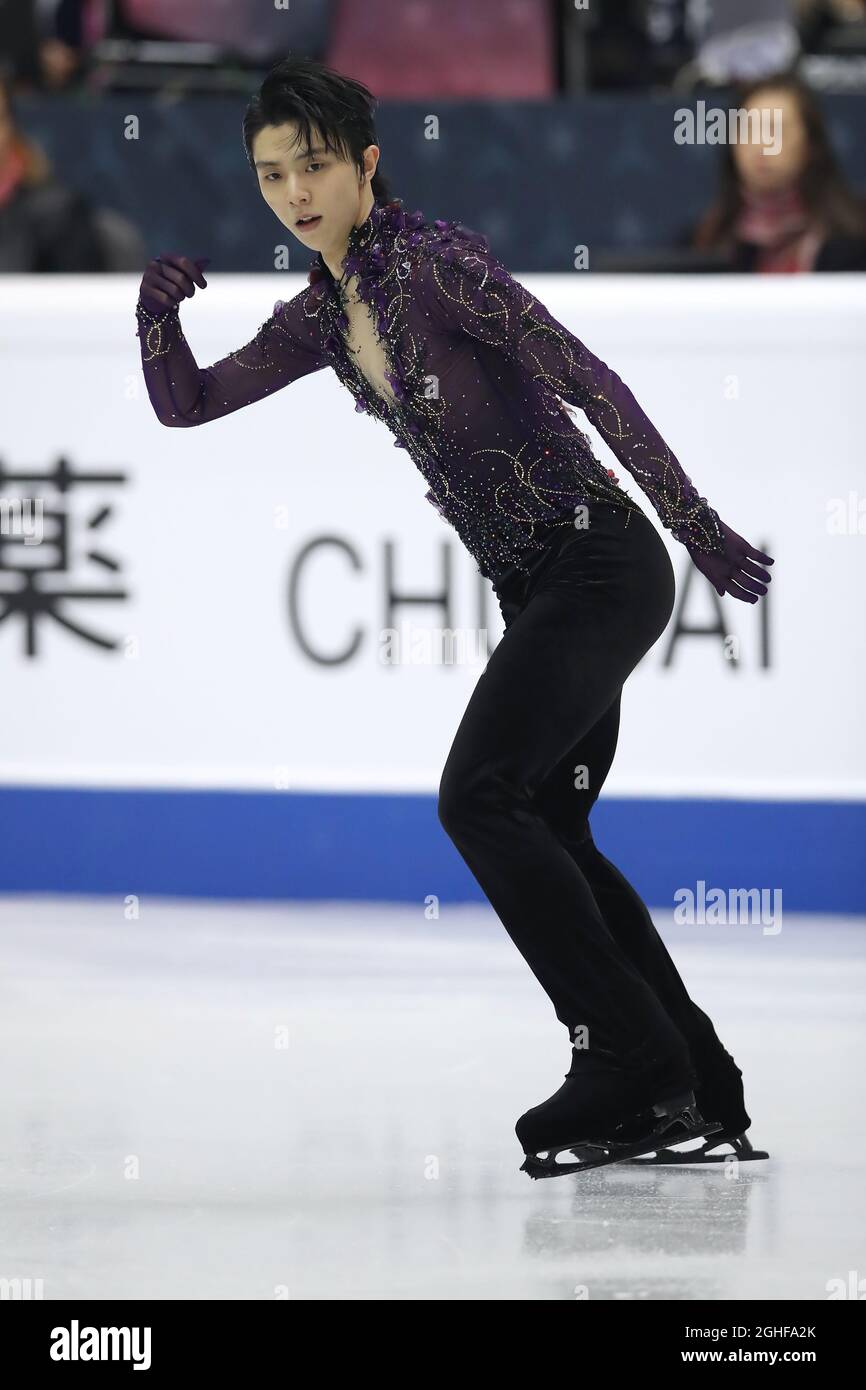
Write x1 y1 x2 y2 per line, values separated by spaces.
138 252 211 316
687 520 774 603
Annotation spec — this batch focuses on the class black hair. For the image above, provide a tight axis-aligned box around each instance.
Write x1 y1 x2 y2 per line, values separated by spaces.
242 55 393 204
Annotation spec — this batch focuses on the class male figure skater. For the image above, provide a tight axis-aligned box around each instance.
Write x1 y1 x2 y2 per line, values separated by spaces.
136 57 773 1177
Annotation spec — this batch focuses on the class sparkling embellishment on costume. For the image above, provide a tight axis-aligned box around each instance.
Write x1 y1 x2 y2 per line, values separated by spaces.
135 198 727 583
309 200 437 427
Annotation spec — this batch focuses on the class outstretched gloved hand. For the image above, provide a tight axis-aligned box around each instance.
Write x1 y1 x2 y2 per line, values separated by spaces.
688 521 774 603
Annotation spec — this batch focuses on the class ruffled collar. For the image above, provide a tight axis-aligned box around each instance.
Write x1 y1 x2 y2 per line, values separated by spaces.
307 198 427 299
306 199 428 414
305 198 489 421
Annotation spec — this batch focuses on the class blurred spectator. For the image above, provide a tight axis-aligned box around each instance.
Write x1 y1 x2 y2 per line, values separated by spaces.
571 0 866 92
2 1 332 90
0 0 92 90
690 72 866 270
40 0 102 86
0 71 106 268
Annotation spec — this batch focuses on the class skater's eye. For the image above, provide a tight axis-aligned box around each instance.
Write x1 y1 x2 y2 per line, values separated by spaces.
263 163 323 183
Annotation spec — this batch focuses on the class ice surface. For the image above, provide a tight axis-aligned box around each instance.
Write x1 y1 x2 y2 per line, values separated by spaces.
0 897 862 1301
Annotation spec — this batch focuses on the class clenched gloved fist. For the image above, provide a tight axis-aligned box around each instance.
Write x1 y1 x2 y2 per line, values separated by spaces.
138 253 211 317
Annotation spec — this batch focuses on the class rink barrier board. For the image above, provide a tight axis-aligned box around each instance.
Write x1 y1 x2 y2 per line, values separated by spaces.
0 786 862 913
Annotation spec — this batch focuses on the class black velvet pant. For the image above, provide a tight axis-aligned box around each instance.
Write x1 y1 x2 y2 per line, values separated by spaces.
438 502 722 1089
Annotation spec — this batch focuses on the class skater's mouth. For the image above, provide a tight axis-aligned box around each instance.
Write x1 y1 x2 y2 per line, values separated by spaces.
296 214 322 231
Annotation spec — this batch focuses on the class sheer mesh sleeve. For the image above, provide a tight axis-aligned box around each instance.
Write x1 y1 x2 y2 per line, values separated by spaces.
420 239 726 554
135 286 328 428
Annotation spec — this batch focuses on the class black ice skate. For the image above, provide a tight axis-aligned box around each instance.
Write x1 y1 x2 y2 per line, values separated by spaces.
623 1131 768 1164
613 1040 769 1165
516 1055 722 1179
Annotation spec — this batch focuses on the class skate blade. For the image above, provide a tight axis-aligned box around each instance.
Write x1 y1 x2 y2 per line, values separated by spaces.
623 1131 769 1165
520 1116 723 1180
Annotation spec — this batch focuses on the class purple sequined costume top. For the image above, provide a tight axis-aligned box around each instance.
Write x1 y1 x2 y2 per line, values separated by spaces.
135 198 727 584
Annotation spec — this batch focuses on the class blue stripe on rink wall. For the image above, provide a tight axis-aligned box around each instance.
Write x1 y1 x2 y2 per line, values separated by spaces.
0 787 864 914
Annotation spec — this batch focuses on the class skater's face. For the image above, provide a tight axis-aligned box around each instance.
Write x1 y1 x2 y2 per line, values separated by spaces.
252 122 379 261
